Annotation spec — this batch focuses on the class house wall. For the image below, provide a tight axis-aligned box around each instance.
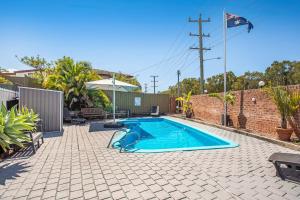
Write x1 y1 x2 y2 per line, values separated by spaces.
15 72 35 77
190 85 300 139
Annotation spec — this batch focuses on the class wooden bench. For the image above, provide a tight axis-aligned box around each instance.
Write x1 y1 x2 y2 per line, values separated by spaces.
24 131 44 154
269 153 300 183
81 108 106 119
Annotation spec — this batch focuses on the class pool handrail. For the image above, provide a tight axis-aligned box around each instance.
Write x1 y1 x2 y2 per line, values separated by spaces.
107 128 128 148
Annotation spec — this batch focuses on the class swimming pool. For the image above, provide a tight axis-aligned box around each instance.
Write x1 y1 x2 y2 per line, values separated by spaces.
112 118 238 153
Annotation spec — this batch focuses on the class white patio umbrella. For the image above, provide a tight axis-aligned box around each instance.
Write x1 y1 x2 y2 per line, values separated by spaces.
86 74 139 123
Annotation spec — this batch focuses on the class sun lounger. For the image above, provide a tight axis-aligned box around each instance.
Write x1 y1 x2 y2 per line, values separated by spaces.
150 105 159 117
268 152 300 183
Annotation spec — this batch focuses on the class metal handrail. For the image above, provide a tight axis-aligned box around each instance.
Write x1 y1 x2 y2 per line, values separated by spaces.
107 128 127 148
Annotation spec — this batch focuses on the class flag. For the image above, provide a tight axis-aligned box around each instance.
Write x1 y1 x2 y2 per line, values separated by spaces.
226 13 254 33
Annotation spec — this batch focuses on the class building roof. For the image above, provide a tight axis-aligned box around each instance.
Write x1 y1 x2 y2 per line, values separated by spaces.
14 69 38 73
94 69 133 78
0 69 38 76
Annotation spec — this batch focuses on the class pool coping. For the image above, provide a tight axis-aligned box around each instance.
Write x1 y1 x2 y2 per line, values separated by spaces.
114 117 239 153
169 114 300 152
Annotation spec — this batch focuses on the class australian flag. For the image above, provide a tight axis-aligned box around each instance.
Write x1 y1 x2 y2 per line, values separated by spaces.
226 13 254 33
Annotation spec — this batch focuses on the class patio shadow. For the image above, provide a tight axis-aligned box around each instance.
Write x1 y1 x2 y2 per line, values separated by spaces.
238 90 247 129
89 121 121 132
43 131 63 138
0 162 30 185
10 146 35 158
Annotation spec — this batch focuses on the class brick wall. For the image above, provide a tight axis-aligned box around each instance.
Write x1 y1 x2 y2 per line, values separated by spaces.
190 85 300 139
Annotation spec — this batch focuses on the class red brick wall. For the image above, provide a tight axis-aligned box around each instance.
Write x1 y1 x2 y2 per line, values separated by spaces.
191 85 300 139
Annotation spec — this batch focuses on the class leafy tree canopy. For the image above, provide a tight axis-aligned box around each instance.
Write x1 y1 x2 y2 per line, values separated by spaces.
16 55 52 70
43 56 106 110
16 55 53 85
115 73 141 92
164 60 300 95
0 67 12 84
163 78 200 96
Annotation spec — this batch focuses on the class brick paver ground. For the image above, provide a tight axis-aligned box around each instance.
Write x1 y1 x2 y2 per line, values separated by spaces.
0 116 299 200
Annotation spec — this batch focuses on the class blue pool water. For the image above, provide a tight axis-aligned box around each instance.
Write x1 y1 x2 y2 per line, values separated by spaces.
112 118 238 153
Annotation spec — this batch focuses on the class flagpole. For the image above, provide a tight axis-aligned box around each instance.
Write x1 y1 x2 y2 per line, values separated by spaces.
223 10 227 126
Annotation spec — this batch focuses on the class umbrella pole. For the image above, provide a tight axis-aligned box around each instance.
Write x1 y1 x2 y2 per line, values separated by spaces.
113 73 116 123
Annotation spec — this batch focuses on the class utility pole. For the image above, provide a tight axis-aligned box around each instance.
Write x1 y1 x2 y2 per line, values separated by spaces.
150 75 158 94
177 70 181 97
144 83 148 93
189 14 211 94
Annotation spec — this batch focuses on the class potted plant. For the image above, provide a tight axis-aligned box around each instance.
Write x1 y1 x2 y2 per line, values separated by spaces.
176 91 193 118
209 91 236 126
266 87 300 141
286 92 300 139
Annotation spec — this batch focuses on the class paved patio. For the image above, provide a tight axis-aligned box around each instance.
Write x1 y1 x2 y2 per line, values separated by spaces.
0 117 299 200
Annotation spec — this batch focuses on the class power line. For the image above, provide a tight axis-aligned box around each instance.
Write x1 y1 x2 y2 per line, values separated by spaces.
189 14 211 94
131 48 189 75
144 83 148 93
150 75 158 94
177 70 181 97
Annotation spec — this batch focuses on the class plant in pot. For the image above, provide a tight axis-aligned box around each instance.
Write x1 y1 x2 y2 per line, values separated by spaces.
176 91 193 118
266 87 300 141
286 92 300 140
209 92 236 126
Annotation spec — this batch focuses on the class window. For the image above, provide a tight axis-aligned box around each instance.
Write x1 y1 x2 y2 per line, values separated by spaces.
134 97 141 106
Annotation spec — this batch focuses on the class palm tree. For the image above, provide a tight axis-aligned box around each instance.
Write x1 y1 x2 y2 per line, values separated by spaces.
176 91 193 117
43 57 100 110
266 86 300 140
208 92 236 106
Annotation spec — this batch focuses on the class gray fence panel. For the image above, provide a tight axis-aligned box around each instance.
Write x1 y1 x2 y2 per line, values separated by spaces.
19 87 63 132
103 90 171 114
0 88 18 107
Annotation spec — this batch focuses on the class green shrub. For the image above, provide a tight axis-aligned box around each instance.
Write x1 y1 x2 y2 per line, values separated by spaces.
0 104 39 152
87 89 111 109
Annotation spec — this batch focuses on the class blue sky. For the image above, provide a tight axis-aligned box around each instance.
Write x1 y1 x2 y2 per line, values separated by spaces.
1 0 300 92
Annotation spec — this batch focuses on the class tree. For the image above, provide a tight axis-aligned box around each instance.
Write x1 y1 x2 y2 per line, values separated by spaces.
206 71 236 93
0 67 8 73
0 67 12 84
115 73 141 92
232 71 265 90
16 55 53 84
181 78 201 95
208 92 236 106
176 91 193 117
166 60 300 94
43 56 108 110
265 61 290 86
163 78 200 96
288 61 300 85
